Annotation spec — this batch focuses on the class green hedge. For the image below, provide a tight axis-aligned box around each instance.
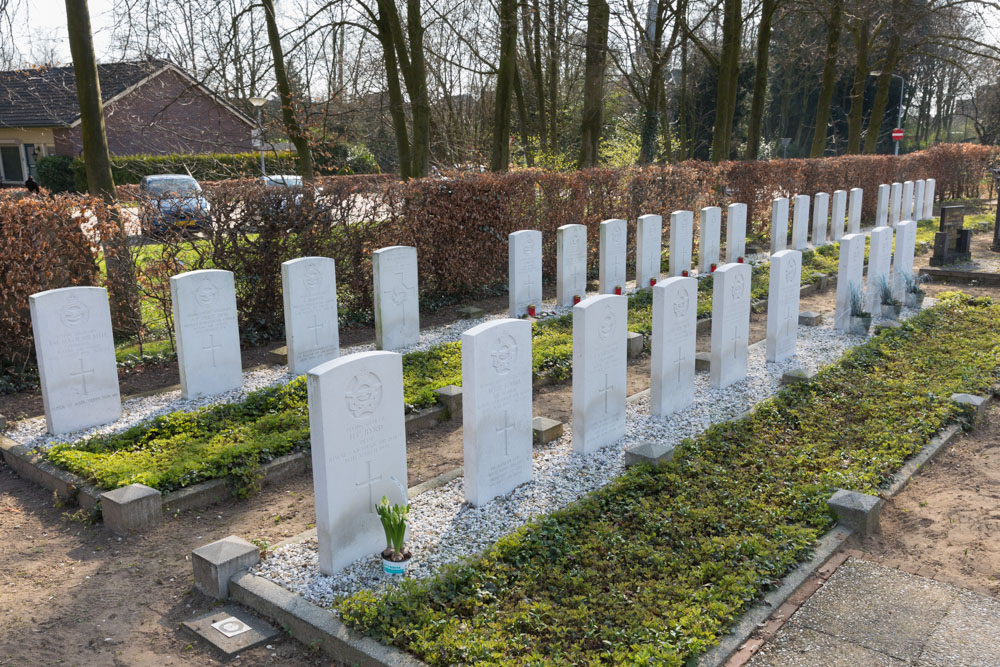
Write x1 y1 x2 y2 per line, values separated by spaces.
335 293 1000 665
36 155 76 193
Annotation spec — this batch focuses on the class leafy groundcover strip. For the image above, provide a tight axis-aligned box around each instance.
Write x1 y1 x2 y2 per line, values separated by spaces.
335 294 1000 666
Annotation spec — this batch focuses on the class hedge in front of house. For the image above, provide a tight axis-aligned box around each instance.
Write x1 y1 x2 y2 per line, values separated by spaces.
36 155 76 193
334 293 1000 666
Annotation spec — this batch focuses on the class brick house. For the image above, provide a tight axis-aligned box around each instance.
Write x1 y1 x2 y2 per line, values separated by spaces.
0 59 255 184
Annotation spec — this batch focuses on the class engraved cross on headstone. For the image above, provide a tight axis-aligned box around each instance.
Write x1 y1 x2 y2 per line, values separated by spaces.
495 410 517 456
203 334 223 368
308 314 323 346
387 270 412 326
673 343 687 383
599 373 614 414
727 321 742 362
71 357 95 395
355 460 383 513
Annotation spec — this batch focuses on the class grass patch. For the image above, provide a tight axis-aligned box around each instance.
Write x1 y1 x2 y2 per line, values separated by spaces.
333 293 1000 665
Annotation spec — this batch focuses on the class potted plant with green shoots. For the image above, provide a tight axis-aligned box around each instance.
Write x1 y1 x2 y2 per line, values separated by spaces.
902 272 927 309
877 276 902 320
376 496 411 576
848 284 872 335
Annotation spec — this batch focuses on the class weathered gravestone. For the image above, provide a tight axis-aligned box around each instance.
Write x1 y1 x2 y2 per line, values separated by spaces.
834 233 867 331
281 257 339 376
556 223 587 306
307 350 407 574
373 246 419 350
599 218 627 294
876 184 890 227
770 197 789 253
171 269 242 399
30 286 121 435
924 178 936 218
650 277 697 416
865 226 893 314
699 207 721 273
572 294 627 454
792 195 810 250
847 188 863 234
509 230 543 317
726 203 747 263
892 220 917 302
930 205 972 266
914 180 926 221
636 214 662 289
462 319 533 506
901 181 915 222
669 210 693 277
766 250 802 363
889 182 903 226
710 263 752 389
812 192 830 246
831 190 847 241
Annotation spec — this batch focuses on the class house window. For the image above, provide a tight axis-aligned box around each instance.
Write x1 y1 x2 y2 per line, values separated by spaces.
0 145 25 183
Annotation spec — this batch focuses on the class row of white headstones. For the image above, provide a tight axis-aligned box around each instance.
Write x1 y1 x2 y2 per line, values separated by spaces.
27 177 930 574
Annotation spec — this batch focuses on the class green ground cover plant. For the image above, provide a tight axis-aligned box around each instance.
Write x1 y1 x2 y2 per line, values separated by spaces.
334 293 1000 665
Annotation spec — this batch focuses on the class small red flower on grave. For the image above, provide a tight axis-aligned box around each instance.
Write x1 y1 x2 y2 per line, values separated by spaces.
682 270 689 277
573 295 581 305
527 304 536 317
738 256 744 263
711 263 717 272
649 277 657 287
614 286 622 295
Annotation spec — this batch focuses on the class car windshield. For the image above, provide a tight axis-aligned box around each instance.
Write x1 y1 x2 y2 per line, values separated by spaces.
146 178 200 197
265 176 302 188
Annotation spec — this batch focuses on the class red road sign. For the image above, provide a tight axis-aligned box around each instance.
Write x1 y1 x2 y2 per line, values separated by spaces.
892 128 904 141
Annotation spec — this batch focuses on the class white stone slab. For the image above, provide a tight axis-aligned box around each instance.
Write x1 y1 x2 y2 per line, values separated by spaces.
281 257 339 376
373 246 419 350
556 223 587 306
710 263 751 389
650 277 697 416
765 250 802 363
831 190 847 241
792 195 810 250
171 269 242 399
847 187 863 234
461 318 533 506
913 179 926 221
572 294 627 454
924 178 936 219
599 218 627 294
834 233 867 331
901 181 914 223
770 197 789 253
889 182 903 226
892 220 917 302
30 286 121 435
876 184 890 227
865 226 893 314
812 192 830 246
669 210 694 277
509 230 543 317
636 214 662 289
726 203 747 263
699 206 722 273
307 350 407 574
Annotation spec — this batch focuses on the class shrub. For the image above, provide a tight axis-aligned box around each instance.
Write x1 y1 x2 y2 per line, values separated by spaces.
36 155 76 193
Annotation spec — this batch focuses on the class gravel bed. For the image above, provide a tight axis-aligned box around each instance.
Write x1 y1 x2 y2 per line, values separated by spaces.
252 311 916 609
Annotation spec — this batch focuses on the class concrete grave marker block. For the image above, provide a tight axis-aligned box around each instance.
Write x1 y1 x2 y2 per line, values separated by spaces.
281 257 339 376
914 179 926 221
847 187 863 234
650 276 697 416
889 182 903 226
171 269 242 399
373 245 419 350
726 202 747 263
599 218 627 294
694 351 710 372
952 393 989 424
924 178 936 218
307 350 407 574
192 535 260 599
456 305 485 319
572 294 627 454
827 488 884 537
669 210 693 277
830 190 847 241
781 367 815 385
770 197 789 253
901 181 915 223
100 483 162 535
834 234 867 331
636 214 662 289
626 331 644 358
865 226 893 314
509 230 543 317
624 441 675 468
892 220 917 302
710 263 752 389
812 192 830 247
434 385 462 418
792 195 810 250
556 223 588 306
766 249 802 363
798 311 823 326
30 286 121 435
462 318 533 506
532 416 563 445
699 206 722 273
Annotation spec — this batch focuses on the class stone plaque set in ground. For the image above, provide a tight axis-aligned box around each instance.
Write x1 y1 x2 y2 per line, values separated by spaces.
374 245 420 350
699 207 721 272
766 250 802 363
930 205 971 266
509 230 543 317
636 214 662 289
281 257 340 376
556 223 588 306
600 218 627 294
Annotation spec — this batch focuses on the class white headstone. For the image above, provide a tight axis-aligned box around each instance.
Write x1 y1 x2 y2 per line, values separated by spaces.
847 188 863 234
650 277 697 416
599 218 627 294
669 210 694 277
901 181 914 223
556 224 587 306
171 269 242 399
770 197 789 252
812 192 830 246
924 178 936 219
913 179 926 221
892 220 917 302
461 319 533 506
307 350 408 574
865 226 894 314
636 214 662 289
30 286 121 435
726 203 747 263
831 190 847 241
889 182 903 226
699 206 722 273
765 249 802 363
792 195 810 250
373 246 419 350
281 257 339 376
509 230 543 317
572 294 627 454
834 233 866 331
710 262 751 389
876 184 890 227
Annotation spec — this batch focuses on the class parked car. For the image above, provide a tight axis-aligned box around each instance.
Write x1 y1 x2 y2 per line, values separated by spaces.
260 174 303 189
138 174 211 235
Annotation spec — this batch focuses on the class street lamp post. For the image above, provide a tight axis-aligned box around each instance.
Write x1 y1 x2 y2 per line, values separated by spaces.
249 97 267 177
870 72 905 155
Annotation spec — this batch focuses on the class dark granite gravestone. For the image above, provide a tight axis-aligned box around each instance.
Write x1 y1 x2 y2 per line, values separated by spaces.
929 205 971 266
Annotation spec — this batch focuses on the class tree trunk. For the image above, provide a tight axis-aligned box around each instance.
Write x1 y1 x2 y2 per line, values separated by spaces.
578 0 609 168
546 0 559 154
530 0 548 150
846 18 870 154
809 0 843 157
863 27 900 154
374 3 412 179
402 0 430 176
491 0 518 171
639 57 663 164
514 63 534 166
710 0 741 162
262 0 314 180
744 0 776 160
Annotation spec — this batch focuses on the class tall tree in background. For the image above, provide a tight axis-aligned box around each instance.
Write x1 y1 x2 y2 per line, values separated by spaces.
579 0 609 168
491 0 518 171
809 0 843 157
744 0 778 159
863 0 902 153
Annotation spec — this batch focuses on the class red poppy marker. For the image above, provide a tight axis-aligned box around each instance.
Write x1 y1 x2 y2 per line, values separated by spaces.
649 277 657 287
527 305 536 317
614 286 622 295
710 263 718 272
682 270 689 277
737 256 744 264
573 295 581 305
